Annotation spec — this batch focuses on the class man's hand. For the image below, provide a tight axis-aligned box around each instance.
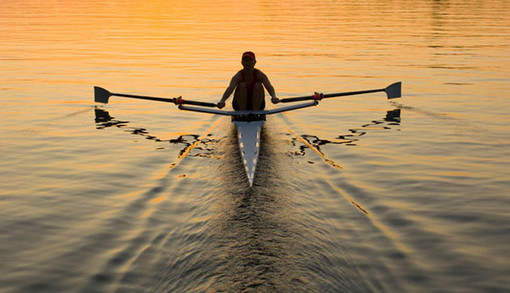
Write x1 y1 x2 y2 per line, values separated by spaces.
271 97 280 104
217 101 226 109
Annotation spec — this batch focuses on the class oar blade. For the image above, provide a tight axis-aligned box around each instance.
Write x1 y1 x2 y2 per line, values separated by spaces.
94 86 112 103
385 82 401 99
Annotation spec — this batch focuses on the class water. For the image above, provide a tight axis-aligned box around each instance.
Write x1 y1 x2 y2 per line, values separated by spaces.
1 0 509 292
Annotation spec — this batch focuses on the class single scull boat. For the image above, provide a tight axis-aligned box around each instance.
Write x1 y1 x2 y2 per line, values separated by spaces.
94 82 401 186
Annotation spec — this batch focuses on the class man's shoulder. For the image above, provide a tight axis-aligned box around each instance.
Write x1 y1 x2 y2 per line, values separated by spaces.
255 69 268 80
232 71 242 80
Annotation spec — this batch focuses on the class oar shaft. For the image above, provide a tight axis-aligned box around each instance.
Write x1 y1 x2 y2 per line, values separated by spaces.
323 88 383 98
280 88 383 103
111 92 217 107
180 100 218 108
112 92 174 103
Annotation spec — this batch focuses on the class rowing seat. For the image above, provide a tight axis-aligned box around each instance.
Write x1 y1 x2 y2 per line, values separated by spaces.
232 113 266 122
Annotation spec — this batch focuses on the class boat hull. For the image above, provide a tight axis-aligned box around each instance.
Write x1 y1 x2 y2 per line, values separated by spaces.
234 120 264 186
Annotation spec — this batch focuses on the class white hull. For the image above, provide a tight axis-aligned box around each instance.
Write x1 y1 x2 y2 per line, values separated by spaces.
234 120 264 186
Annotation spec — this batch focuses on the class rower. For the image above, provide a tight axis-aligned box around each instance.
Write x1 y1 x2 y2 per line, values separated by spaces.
217 51 280 110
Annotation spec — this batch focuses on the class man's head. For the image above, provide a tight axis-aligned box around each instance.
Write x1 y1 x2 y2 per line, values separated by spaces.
242 51 256 61
241 51 256 69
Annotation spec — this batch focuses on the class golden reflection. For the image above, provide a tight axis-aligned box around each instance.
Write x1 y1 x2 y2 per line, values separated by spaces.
177 119 222 159
284 124 344 170
150 196 165 203
431 171 473 177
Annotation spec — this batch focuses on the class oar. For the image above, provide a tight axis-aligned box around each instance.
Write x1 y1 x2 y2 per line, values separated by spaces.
279 82 401 103
94 86 218 107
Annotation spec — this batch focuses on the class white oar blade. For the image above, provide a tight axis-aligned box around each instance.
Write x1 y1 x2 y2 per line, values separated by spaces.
94 86 112 103
385 82 401 99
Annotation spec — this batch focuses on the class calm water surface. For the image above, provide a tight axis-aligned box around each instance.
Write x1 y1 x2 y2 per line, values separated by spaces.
1 1 509 292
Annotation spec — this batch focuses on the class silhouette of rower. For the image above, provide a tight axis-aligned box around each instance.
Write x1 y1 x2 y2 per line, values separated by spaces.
217 51 279 110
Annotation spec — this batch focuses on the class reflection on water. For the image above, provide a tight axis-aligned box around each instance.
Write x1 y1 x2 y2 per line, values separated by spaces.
294 109 401 155
94 107 218 157
384 109 401 123
95 107 129 129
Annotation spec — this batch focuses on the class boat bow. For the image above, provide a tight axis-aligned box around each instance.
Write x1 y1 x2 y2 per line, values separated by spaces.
234 120 264 186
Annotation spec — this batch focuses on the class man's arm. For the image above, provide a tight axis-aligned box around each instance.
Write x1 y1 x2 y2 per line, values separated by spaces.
260 71 279 104
217 73 240 108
